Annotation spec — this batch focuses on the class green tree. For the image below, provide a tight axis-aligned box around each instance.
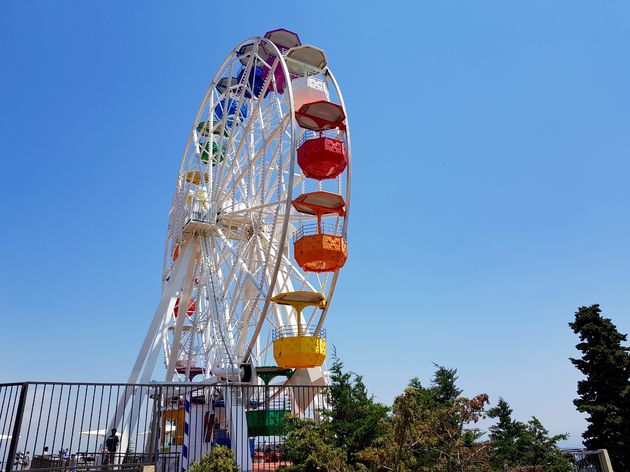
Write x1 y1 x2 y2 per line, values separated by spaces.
359 366 491 471
188 446 240 472
326 356 389 466
278 416 351 472
569 304 630 469
431 365 463 405
488 398 572 472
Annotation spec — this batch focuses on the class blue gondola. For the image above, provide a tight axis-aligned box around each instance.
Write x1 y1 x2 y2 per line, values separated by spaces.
237 66 269 99
213 98 248 127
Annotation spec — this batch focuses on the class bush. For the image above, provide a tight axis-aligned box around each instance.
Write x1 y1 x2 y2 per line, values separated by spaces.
188 446 239 472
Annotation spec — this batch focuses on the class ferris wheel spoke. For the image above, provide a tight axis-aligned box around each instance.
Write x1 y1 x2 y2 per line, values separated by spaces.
257 230 318 293
215 229 268 291
214 94 282 204
217 114 290 207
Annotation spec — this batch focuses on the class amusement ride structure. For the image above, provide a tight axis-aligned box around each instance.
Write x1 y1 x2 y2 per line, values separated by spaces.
116 29 351 470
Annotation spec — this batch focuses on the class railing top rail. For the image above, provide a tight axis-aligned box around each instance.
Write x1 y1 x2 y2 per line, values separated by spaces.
0 381 330 388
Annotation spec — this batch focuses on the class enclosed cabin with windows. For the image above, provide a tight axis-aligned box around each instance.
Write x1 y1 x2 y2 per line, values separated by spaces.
292 192 348 273
286 45 330 112
271 291 327 369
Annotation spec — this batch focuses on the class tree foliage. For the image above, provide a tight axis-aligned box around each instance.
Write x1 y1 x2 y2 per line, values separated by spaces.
326 356 389 466
358 366 491 471
569 304 630 470
189 446 239 472
278 416 351 472
278 361 581 471
488 398 572 472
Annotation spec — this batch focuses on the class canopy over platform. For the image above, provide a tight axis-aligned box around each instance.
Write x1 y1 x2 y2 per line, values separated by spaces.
271 291 326 310
236 43 257 65
286 45 328 74
215 76 240 95
264 28 301 54
296 101 346 131
292 192 346 216
255 365 294 385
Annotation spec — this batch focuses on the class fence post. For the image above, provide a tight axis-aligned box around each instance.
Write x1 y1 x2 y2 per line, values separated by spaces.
5 383 29 472
598 449 614 472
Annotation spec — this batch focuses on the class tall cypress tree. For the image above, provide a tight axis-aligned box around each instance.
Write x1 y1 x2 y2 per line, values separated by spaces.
569 304 630 469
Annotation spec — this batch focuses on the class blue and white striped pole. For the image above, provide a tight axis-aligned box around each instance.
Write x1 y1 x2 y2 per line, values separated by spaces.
181 396 190 472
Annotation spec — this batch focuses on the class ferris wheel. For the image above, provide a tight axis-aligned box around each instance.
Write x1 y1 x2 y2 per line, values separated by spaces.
127 29 351 391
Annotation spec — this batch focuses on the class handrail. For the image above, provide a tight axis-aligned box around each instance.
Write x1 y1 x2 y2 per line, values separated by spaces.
297 129 344 148
293 223 345 242
273 326 326 340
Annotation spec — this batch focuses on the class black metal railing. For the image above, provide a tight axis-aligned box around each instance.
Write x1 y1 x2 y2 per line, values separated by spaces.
564 449 609 472
0 382 330 472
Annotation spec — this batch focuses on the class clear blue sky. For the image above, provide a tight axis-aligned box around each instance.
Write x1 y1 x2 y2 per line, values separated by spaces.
1 0 629 448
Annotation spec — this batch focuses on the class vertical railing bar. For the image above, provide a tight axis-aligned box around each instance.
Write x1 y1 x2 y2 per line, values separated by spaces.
142 387 155 461
84 385 96 455
126 385 135 463
103 384 113 466
51 383 64 459
137 385 143 458
67 384 82 459
60 384 71 458
76 385 90 454
0 386 11 463
5 383 28 472
119 385 127 465
32 384 48 457
145 385 152 459
186 385 192 466
1 386 18 469
95 385 105 459
111 385 121 465
23 383 39 460
134 386 142 460
41 384 56 457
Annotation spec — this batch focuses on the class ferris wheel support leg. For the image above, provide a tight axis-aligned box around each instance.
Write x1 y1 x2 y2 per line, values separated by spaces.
108 242 198 436
165 240 199 380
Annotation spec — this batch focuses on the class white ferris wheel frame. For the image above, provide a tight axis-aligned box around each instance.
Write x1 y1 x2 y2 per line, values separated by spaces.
126 35 352 387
